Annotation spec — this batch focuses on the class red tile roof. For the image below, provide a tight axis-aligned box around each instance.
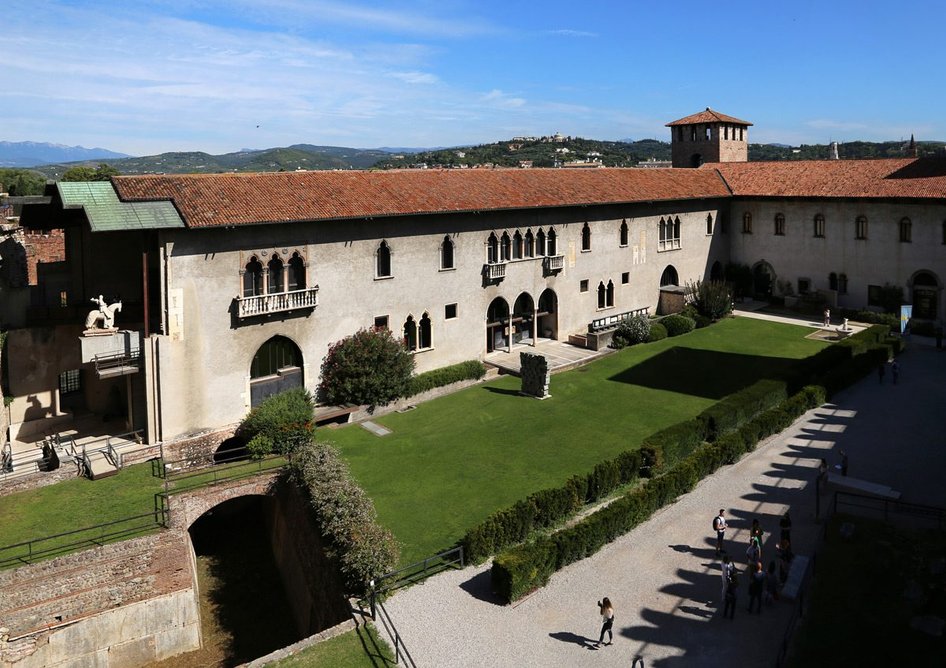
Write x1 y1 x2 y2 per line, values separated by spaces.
666 108 752 127
711 157 946 199
112 168 731 229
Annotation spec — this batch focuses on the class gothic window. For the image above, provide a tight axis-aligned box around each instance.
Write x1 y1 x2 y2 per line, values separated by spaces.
419 312 432 349
580 223 591 251
855 216 868 240
377 241 392 277
487 233 499 264
673 216 681 241
659 218 667 243
403 315 417 351
536 229 546 256
742 212 752 234
243 256 263 297
524 229 535 257
547 228 557 256
838 273 848 295
606 280 614 307
440 235 455 269
706 213 714 235
774 213 785 236
288 252 306 290
500 232 511 261
813 214 825 238
899 217 912 243
512 231 523 259
829 272 838 291
620 219 629 246
268 256 284 293
597 282 606 309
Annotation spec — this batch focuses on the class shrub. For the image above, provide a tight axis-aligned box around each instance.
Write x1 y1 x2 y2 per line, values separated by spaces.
612 314 650 348
686 279 733 321
661 314 696 337
641 420 708 467
318 328 415 409
237 388 316 456
290 441 399 594
648 322 668 341
406 360 486 397
697 379 788 440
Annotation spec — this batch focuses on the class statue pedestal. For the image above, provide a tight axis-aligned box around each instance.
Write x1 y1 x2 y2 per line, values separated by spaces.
79 330 142 364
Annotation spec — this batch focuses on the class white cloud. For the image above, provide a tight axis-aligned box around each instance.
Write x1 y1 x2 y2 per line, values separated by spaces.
389 71 440 85
545 29 598 38
481 89 526 109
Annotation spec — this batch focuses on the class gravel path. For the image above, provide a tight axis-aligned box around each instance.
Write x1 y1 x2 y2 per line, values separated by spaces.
385 331 945 668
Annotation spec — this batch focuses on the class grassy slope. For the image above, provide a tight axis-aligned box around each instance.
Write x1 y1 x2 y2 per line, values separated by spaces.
330 318 826 565
269 625 396 668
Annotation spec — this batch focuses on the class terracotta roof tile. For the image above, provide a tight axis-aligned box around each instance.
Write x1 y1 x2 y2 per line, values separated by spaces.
666 108 752 127
112 168 731 229
710 157 946 199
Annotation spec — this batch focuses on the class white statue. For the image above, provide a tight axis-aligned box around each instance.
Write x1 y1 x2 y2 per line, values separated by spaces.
84 295 122 330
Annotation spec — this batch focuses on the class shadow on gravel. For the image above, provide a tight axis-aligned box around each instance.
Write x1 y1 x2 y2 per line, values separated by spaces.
549 631 598 649
459 569 506 605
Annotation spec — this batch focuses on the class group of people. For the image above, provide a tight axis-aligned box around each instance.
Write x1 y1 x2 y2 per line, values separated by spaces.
715 509 795 620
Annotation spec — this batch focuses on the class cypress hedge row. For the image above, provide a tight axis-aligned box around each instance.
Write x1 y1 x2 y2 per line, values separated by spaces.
490 325 897 603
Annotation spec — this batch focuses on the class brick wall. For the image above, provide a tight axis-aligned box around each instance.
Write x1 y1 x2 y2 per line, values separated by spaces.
21 229 66 287
161 425 237 468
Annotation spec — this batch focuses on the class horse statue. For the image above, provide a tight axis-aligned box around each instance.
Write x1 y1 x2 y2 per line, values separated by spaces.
84 295 122 331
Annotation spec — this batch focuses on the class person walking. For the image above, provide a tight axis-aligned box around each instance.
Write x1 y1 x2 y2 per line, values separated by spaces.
892 360 900 384
723 572 738 620
596 597 614 647
748 561 764 613
823 308 831 327
713 509 728 556
750 518 763 545
746 536 761 568
840 450 849 477
720 554 734 603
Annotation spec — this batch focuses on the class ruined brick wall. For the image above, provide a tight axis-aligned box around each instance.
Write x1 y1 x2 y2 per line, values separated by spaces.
21 229 66 286
161 425 237 469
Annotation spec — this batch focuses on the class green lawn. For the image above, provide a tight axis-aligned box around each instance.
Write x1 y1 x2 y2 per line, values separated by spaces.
269 624 395 668
330 317 826 565
788 514 946 666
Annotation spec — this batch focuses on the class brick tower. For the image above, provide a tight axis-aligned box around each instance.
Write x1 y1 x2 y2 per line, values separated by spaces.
666 108 752 168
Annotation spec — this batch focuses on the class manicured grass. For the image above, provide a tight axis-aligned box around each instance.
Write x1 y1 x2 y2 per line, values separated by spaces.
269 624 395 668
330 317 826 565
0 461 164 563
787 514 946 666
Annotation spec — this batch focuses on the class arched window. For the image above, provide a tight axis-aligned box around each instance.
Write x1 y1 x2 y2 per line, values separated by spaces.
512 231 523 259
419 312 432 349
524 229 535 257
899 217 912 243
251 335 302 379
487 233 499 264
774 213 785 236
403 315 417 351
620 219 629 246
660 265 679 287
813 214 825 238
440 235 455 270
829 272 838 291
838 273 848 295
288 252 306 291
742 212 753 234
377 241 392 277
706 213 714 235
855 215 868 240
547 228 557 255
500 232 511 261
268 255 284 293
597 282 606 308
659 218 667 243
581 223 591 251
606 280 614 307
243 256 263 297
536 229 546 257
673 217 681 241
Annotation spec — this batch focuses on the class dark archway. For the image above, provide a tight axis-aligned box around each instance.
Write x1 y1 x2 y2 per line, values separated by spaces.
752 261 775 298
660 265 679 287
486 297 510 352
250 336 303 408
213 435 248 465
537 288 558 340
710 260 723 282
513 292 535 344
910 270 940 320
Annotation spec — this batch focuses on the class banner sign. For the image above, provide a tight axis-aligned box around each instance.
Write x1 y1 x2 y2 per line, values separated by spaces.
900 305 912 334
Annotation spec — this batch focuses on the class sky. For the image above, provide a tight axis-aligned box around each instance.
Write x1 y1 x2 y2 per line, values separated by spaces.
5 0 946 156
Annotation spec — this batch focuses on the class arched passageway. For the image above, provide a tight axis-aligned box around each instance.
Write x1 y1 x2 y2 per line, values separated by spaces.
537 289 558 340
910 270 941 320
512 292 535 345
752 261 775 298
486 297 510 352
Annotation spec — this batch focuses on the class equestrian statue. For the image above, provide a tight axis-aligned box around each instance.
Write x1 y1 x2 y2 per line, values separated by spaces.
84 295 122 332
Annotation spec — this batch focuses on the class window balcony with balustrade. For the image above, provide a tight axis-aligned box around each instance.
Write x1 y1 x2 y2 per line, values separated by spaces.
236 286 320 318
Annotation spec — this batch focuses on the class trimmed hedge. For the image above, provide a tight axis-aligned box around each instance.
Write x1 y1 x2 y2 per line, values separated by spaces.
648 322 668 341
405 360 486 397
661 314 697 337
697 379 788 442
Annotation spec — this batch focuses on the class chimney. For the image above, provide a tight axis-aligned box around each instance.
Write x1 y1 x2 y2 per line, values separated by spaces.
829 142 839 160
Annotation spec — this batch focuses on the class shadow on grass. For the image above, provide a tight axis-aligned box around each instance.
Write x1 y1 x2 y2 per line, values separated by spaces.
481 386 523 397
607 347 799 399
354 621 398 667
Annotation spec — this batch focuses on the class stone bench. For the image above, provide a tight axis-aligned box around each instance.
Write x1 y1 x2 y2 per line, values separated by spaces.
780 554 810 601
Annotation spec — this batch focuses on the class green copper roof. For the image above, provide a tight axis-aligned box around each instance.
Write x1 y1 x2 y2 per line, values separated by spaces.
57 181 184 232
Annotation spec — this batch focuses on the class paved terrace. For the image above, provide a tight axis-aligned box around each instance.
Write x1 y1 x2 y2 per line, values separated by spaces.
385 318 944 667
485 339 612 375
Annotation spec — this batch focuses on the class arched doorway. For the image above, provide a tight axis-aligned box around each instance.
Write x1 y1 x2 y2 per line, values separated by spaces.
512 292 535 345
486 297 510 352
660 265 679 287
537 288 558 340
250 336 303 408
752 261 775 298
710 260 723 282
910 270 941 320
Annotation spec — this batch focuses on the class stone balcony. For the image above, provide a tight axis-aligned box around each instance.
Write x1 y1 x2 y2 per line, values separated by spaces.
236 286 319 318
484 262 507 281
543 254 564 275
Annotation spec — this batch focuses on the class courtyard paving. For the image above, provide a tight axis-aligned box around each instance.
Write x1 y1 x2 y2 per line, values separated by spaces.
384 319 945 667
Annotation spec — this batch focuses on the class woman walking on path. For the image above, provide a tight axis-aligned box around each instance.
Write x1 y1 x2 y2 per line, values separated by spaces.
596 598 614 647
750 518 763 545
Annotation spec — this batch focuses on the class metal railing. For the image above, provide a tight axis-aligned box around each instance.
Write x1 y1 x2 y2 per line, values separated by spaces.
372 598 418 667
589 307 649 332
0 506 167 570
832 491 946 529
371 546 465 596
160 447 288 493
93 348 141 375
774 551 816 668
236 286 320 318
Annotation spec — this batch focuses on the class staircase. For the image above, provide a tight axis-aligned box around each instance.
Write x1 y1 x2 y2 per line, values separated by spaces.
84 449 120 480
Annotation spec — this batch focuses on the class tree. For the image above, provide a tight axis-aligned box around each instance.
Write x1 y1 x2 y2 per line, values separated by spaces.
61 163 120 182
0 169 46 196
686 279 733 321
318 328 414 409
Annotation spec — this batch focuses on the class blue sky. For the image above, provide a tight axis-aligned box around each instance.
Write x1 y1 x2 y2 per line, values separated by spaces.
5 0 945 156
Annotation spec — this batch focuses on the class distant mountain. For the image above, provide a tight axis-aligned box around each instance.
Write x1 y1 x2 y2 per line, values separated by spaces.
0 141 131 167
